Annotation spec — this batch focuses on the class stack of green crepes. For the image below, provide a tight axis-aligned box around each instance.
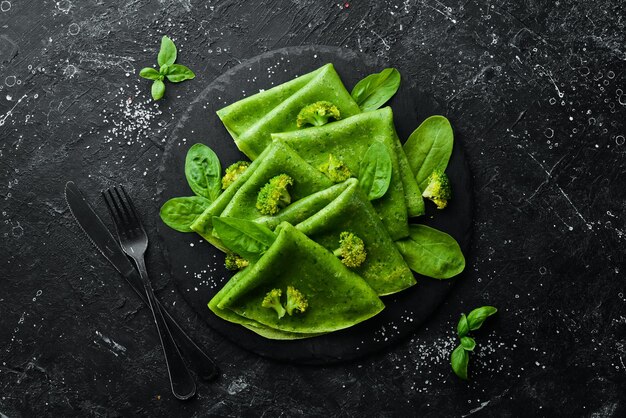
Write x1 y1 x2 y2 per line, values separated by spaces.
160 63 465 339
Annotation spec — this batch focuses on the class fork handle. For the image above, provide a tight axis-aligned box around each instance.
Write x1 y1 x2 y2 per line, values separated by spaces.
134 257 196 400
158 301 219 381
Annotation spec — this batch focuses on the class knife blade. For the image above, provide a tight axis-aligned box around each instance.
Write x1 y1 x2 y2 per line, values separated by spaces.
65 181 140 285
64 181 218 381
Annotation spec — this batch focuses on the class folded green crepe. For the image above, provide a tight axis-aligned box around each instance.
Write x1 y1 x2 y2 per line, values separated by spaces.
217 63 362 160
211 222 384 334
190 141 333 246
272 107 425 240
258 179 415 295
219 141 333 220
209 269 324 340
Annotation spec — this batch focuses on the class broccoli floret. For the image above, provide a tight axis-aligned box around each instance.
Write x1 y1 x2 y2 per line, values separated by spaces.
256 174 294 215
422 169 452 209
222 161 250 190
319 154 352 183
261 288 286 318
296 101 341 128
333 232 367 268
286 286 308 316
224 252 249 271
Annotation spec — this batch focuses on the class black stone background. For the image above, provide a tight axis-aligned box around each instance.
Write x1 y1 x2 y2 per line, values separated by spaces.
1 1 625 416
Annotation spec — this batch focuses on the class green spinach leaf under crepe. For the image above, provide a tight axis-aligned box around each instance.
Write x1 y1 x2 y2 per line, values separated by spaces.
212 222 384 334
272 107 425 240
216 63 361 160
258 179 415 295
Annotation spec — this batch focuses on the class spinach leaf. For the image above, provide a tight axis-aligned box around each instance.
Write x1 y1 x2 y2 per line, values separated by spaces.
157 35 177 66
403 115 454 190
160 196 210 232
467 306 498 331
450 345 469 380
212 217 276 261
395 224 465 279
358 142 392 200
166 64 195 83
185 143 222 201
457 313 469 338
351 68 401 112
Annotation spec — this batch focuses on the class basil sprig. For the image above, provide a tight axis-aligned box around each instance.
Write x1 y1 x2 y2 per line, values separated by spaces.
351 68 401 112
451 306 497 380
358 142 392 200
140 35 195 100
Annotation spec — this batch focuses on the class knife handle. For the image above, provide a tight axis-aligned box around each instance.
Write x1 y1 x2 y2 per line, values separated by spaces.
134 257 196 400
158 300 219 381
124 270 218 381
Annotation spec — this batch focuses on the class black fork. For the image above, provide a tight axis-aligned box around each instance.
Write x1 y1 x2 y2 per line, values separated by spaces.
103 185 196 400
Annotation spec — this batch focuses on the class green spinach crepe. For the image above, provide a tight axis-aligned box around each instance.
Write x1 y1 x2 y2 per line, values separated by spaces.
190 141 333 246
272 107 425 240
258 179 415 295
209 222 384 335
217 63 361 159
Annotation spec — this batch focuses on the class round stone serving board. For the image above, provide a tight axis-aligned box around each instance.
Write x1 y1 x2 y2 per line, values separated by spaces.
156 45 473 364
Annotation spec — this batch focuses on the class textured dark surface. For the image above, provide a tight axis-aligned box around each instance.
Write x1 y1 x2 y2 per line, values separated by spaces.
1 1 625 416
157 45 473 364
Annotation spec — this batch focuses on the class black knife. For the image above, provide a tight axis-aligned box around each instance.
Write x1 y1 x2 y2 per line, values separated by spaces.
64 181 218 381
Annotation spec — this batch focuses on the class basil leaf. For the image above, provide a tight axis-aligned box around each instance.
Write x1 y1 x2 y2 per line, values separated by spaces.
450 345 469 380
160 196 210 232
212 217 276 261
351 68 401 112
460 336 476 352
403 115 454 191
139 67 160 80
395 224 465 279
358 142 392 200
166 64 196 83
457 313 469 338
185 143 222 201
157 35 177 66
467 306 498 331
151 80 165 100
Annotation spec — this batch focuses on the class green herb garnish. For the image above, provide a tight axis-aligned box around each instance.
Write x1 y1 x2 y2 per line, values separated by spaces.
351 68 401 112
358 142 392 200
450 306 497 380
139 35 195 100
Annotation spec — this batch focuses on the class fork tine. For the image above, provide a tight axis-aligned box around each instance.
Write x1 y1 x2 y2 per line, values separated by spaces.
120 185 144 230
113 186 133 226
103 188 126 232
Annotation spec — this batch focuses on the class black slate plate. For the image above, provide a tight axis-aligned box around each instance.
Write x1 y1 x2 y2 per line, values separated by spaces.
156 46 473 364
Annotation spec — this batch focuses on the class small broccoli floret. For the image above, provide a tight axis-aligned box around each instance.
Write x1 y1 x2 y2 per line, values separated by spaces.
222 161 250 190
286 286 308 316
333 232 367 268
296 101 341 128
422 169 452 209
224 252 249 271
256 174 294 215
319 154 352 183
261 288 286 318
